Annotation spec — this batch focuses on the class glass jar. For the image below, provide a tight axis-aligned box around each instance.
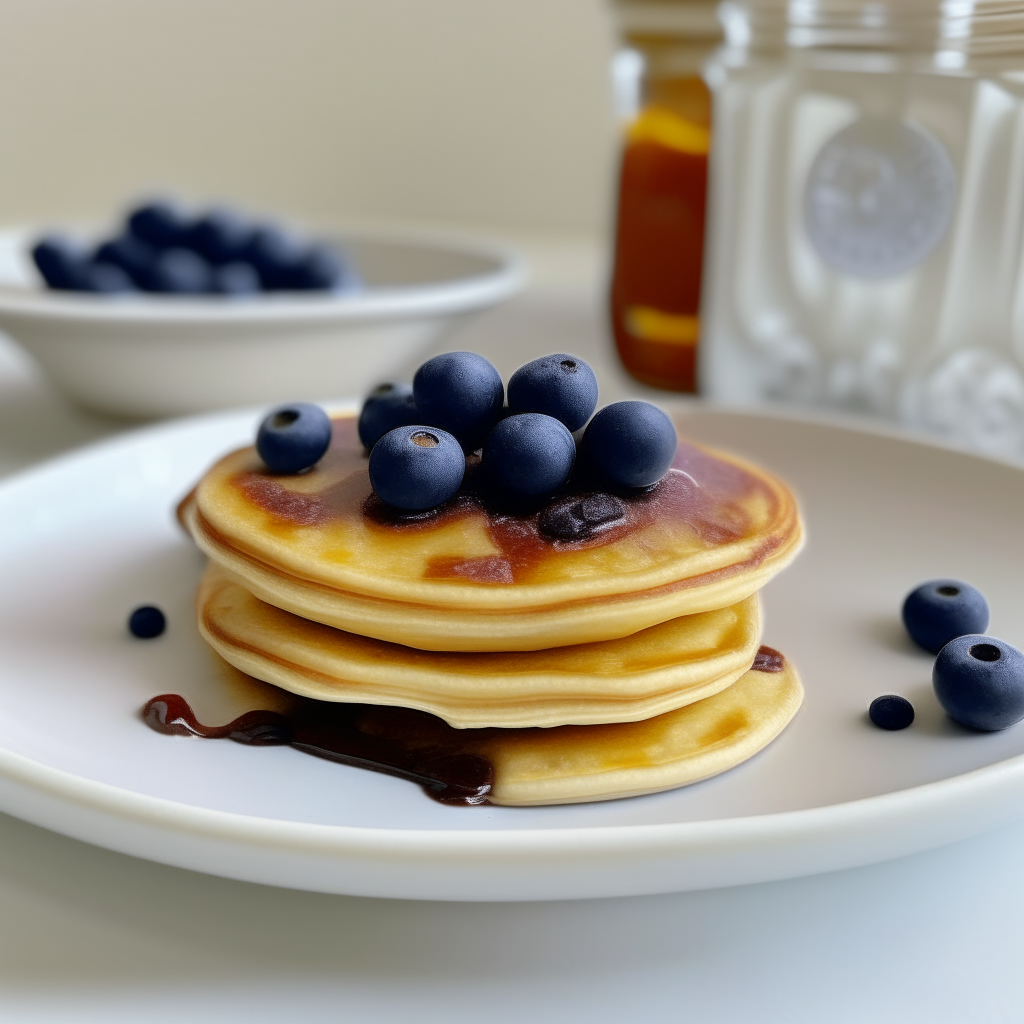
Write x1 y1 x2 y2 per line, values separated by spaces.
701 1 1024 460
609 0 723 391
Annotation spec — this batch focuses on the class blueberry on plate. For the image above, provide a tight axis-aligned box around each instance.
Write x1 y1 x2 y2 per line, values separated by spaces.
933 634 1024 731
82 261 137 293
413 352 504 451
358 382 419 449
368 425 465 510
94 235 157 288
256 403 333 474
190 207 253 264
483 413 575 497
211 261 261 296
869 694 915 730
901 579 989 654
128 200 194 248
146 248 213 294
581 401 677 488
31 235 89 290
507 353 599 432
128 605 166 639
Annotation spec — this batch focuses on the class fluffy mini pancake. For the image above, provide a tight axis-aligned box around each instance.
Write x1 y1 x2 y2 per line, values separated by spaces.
196 564 763 729
183 412 802 651
338 653 803 805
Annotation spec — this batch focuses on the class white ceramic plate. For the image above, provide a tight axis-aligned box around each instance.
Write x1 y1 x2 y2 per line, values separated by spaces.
0 226 523 417
2 406 1024 902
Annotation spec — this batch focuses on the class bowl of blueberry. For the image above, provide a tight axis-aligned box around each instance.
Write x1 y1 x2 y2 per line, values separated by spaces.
0 200 524 418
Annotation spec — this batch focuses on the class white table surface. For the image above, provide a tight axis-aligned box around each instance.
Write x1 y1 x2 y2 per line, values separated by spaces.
1 247 1023 1023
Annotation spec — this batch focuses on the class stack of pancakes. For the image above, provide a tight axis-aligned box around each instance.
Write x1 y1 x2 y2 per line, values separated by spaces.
180 412 805 805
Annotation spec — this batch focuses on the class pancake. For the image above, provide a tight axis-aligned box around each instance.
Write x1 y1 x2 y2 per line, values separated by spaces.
196 563 764 729
183 412 803 652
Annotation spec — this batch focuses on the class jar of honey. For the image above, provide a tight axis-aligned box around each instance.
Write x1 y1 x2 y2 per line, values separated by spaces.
609 0 723 392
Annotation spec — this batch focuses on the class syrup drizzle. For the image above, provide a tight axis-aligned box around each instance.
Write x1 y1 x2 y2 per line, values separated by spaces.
142 694 493 806
752 645 786 673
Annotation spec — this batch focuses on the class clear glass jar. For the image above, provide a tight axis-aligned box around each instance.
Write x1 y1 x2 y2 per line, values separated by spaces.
701 1 1024 460
608 1 722 391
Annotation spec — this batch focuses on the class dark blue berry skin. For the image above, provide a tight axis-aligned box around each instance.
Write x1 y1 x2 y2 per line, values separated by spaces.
129 605 166 639
287 242 353 290
933 634 1024 731
146 248 213 294
507 353 599 432
244 225 307 290
190 207 253 264
128 200 194 248
211 261 261 296
582 401 678 488
358 383 419 449
902 579 989 654
256 403 333 474
32 235 89 290
869 695 915 730
413 352 505 452
483 413 575 498
94 235 157 288
368 425 465 510
83 262 137 293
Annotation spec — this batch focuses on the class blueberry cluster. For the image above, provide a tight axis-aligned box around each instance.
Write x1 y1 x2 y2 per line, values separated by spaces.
356 351 678 512
31 200 359 296
874 579 1024 733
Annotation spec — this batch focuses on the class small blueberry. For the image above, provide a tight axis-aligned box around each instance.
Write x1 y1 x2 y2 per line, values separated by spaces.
507 353 599 432
482 413 575 497
256 403 333 474
94 235 157 288
211 261 261 295
146 248 213 294
933 634 1024 731
190 207 253 264
244 225 307 290
902 579 989 654
581 401 678 488
413 352 504 451
368 425 465 510
128 200 194 248
32 235 89 290
358 383 420 449
869 695 915 730
129 605 166 639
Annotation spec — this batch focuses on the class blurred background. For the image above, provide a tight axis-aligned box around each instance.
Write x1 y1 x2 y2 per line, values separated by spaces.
0 0 616 238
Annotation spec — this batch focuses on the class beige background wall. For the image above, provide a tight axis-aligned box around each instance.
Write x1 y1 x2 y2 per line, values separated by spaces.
0 0 617 235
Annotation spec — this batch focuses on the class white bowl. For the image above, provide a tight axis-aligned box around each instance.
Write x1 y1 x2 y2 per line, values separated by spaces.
0 226 524 418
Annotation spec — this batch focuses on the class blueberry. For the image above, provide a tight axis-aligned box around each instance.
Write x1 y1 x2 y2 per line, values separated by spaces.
128 200 194 248
358 382 419 449
933 634 1024 731
902 579 989 654
287 242 355 291
507 353 599 431
368 425 465 510
190 207 253 264
256 403 332 474
483 413 575 497
581 401 678 488
244 225 307 290
413 352 504 451
94 235 157 288
82 262 137 293
32 235 90 290
145 248 213 293
129 605 166 639
869 694 915 730
211 261 261 296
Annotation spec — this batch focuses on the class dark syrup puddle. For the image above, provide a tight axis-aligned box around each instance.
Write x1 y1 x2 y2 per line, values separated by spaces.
142 695 493 806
